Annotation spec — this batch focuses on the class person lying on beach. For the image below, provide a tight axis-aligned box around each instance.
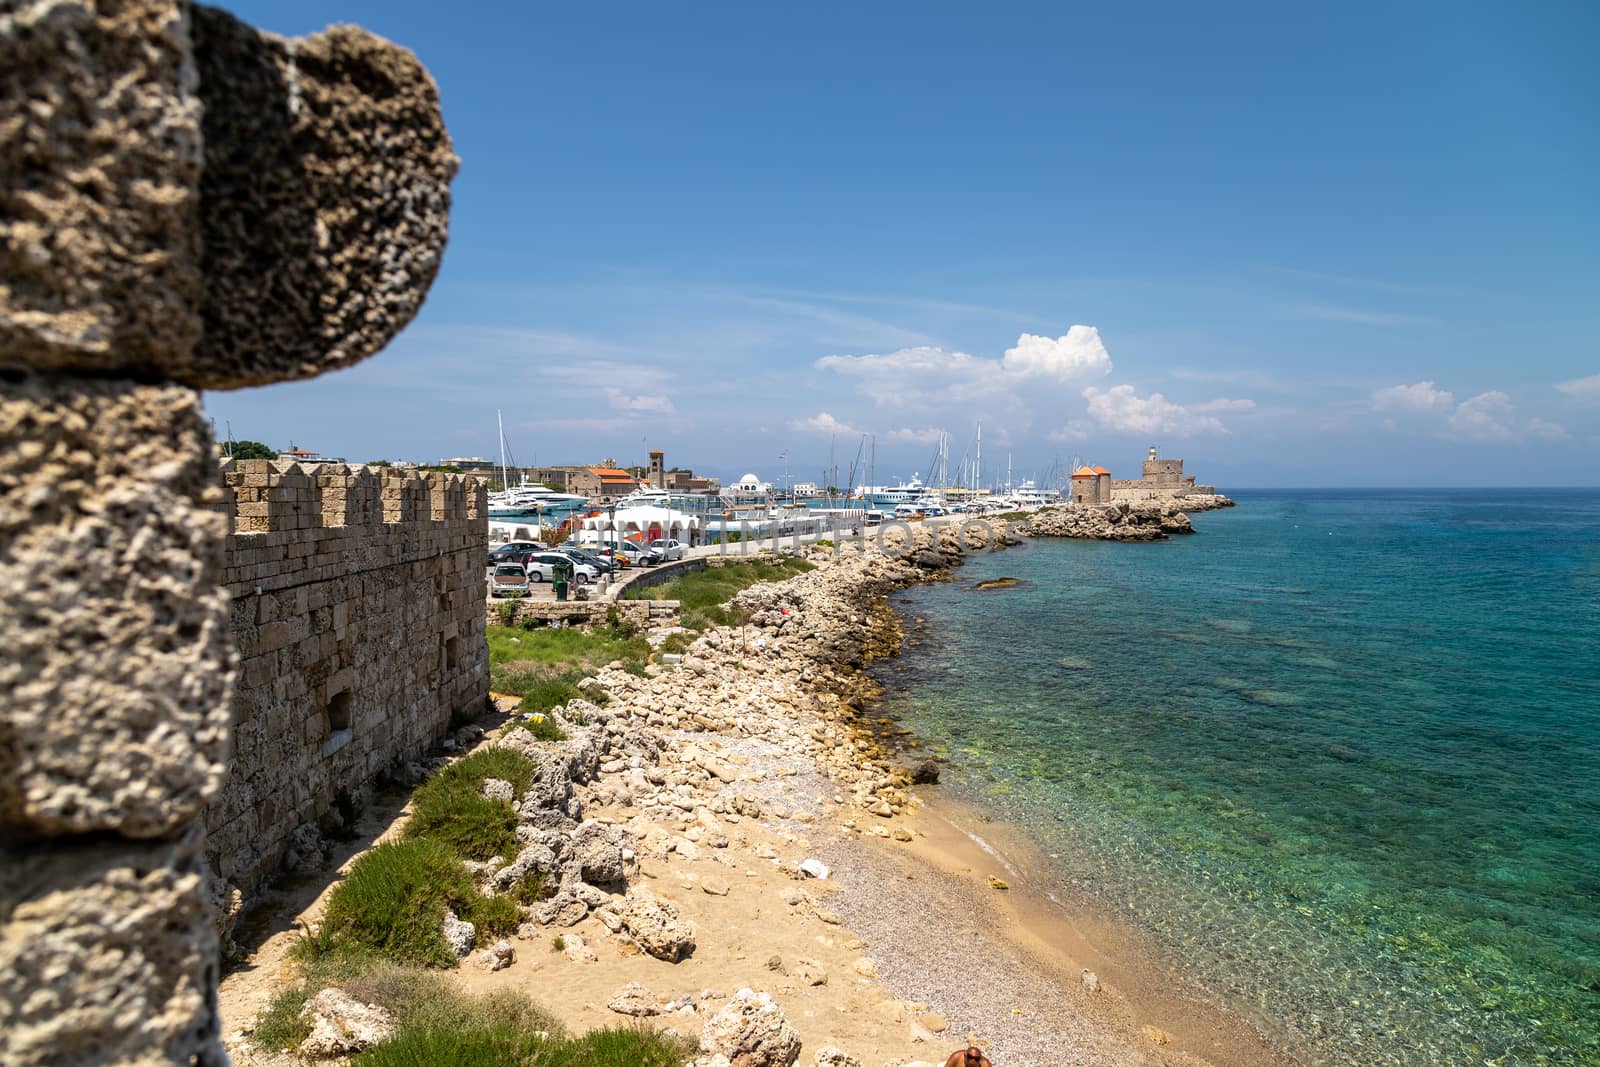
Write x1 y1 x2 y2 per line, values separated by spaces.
943 1047 993 1067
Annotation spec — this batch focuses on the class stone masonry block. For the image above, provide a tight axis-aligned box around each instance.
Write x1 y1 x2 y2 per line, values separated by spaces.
0 371 233 838
0 827 223 1066
189 6 457 388
0 0 204 374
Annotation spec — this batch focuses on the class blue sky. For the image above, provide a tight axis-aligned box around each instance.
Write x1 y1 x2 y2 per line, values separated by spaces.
206 1 1598 488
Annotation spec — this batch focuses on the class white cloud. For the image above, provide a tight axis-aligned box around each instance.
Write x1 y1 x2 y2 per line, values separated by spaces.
1081 385 1228 436
1526 417 1569 441
789 411 857 436
1192 397 1256 413
815 324 1113 409
1448 391 1515 441
1000 326 1113 382
1047 420 1094 443
1373 381 1456 413
885 426 944 445
604 389 674 413
814 345 996 408
1556 372 1600 401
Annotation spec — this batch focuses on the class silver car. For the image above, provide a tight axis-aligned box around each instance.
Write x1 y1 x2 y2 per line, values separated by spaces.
647 538 687 562
525 552 599 584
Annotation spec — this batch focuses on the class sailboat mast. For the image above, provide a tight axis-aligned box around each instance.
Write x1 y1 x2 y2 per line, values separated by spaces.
975 419 981 492
497 410 507 491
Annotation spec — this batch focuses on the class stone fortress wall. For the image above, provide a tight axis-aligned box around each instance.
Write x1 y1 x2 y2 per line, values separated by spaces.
204 460 488 899
1107 448 1217 504
1 3 458 1062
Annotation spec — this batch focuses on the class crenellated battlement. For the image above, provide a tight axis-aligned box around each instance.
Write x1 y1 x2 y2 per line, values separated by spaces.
208 456 488 895
218 459 485 533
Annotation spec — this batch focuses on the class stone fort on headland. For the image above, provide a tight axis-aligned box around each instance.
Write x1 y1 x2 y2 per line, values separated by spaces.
1 3 463 1062
1070 446 1220 505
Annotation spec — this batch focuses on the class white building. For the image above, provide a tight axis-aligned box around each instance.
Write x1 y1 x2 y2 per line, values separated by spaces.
734 472 770 494
792 481 819 497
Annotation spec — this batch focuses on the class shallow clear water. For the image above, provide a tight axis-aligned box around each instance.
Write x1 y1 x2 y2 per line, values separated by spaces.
869 490 1600 1066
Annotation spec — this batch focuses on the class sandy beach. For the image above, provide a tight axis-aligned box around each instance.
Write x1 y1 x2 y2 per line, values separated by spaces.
221 526 1299 1067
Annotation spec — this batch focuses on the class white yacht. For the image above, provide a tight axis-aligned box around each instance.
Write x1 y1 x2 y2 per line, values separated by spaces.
487 479 589 519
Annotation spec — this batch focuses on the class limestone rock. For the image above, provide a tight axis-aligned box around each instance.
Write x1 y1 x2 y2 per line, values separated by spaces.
608 981 663 1017
188 6 457 388
793 958 828 987
1080 968 1100 992
797 858 829 880
812 1048 861 1067
617 887 696 962
441 908 475 958
0 0 204 375
298 987 396 1058
697 989 801 1067
0 831 223 1065
476 939 515 972
0 376 232 838
919 1011 948 1033
909 759 940 784
570 819 631 885
562 933 597 963
482 777 515 803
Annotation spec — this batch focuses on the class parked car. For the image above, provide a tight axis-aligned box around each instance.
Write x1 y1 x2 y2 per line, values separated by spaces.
555 547 613 574
488 541 541 566
646 538 688 562
487 562 531 598
524 552 599 584
565 539 634 569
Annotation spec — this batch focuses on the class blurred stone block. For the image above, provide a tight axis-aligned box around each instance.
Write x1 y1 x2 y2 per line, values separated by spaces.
0 371 233 839
0 828 224 1066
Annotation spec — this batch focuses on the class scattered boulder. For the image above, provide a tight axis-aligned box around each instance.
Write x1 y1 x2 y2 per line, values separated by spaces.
797 859 830 880
697 989 802 1067
608 982 663 1017
909 759 940 785
297 988 396 1058
617 888 696 962
476 940 515 972
1081 968 1100 992
812 1049 861 1067
441 909 475 958
481 777 515 803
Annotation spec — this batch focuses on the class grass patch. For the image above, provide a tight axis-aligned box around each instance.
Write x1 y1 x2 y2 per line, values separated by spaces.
315 840 497 968
538 1025 697 1067
623 557 815 630
405 748 536 863
487 624 650 716
508 708 568 741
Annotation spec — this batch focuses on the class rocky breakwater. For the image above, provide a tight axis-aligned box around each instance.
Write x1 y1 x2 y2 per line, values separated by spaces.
1021 496 1232 542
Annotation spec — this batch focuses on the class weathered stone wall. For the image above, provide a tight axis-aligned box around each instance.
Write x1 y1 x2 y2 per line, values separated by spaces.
205 460 487 896
1 3 456 1062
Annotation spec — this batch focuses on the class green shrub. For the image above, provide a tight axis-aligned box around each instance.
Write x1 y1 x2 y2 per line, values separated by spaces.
462 891 521 939
319 839 487 967
252 983 317 1051
404 748 536 863
625 557 814 630
537 1025 695 1067
510 872 550 906
354 1023 545 1067
509 709 568 742
494 600 519 628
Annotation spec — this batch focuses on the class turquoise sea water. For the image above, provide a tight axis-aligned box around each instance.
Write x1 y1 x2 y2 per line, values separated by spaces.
868 490 1600 1066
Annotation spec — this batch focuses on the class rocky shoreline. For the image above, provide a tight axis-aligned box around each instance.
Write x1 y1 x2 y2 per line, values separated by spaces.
224 513 1274 1067
1020 494 1236 542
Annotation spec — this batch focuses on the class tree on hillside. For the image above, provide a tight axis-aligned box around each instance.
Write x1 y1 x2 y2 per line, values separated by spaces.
222 439 275 460
368 459 393 467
